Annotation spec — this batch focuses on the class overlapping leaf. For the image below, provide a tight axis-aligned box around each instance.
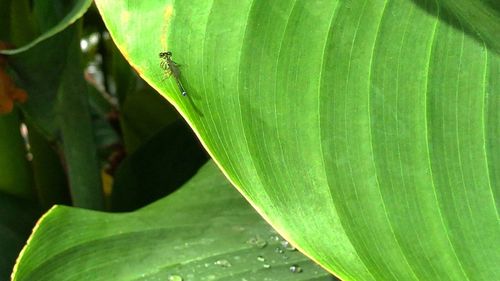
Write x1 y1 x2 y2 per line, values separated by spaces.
12 162 334 281
0 0 92 55
91 0 499 280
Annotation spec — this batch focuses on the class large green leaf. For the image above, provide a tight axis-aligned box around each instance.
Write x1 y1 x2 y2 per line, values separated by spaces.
94 0 500 280
12 161 334 281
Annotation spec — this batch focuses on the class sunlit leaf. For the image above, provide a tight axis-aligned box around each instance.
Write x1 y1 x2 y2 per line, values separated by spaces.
94 0 500 280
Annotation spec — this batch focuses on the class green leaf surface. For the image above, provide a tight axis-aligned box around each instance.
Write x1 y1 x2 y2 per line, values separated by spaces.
8 0 38 46
11 23 104 209
27 122 71 210
0 111 34 200
5 0 105 209
433 0 500 53
9 28 73 138
95 0 500 280
12 161 334 281
7 0 91 138
56 23 104 210
0 0 92 55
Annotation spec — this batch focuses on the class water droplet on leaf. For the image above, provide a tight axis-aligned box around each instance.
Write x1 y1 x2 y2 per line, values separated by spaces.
168 275 183 281
214 259 232 268
269 235 280 241
274 247 284 254
289 265 303 273
246 236 267 248
280 240 296 251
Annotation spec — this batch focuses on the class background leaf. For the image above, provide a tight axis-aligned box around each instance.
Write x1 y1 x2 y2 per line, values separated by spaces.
0 192 38 280
0 111 34 199
111 118 207 211
55 23 104 209
7 0 86 139
95 0 500 280
2 0 107 209
12 161 335 281
0 0 92 55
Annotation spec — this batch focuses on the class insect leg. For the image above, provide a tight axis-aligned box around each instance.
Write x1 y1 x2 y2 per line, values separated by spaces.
162 69 172 81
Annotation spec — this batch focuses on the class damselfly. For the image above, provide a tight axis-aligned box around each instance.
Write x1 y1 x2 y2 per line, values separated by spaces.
159 51 187 96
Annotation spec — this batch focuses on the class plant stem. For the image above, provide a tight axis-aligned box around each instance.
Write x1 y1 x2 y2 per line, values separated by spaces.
57 24 104 210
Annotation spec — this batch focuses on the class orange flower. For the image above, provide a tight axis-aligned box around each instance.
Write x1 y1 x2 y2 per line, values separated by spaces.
0 67 28 114
0 41 28 114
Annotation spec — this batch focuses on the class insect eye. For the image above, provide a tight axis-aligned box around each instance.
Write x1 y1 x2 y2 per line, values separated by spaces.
166 51 172 56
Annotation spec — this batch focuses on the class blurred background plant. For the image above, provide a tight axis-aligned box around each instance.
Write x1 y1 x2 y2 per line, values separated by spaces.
0 1 209 278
